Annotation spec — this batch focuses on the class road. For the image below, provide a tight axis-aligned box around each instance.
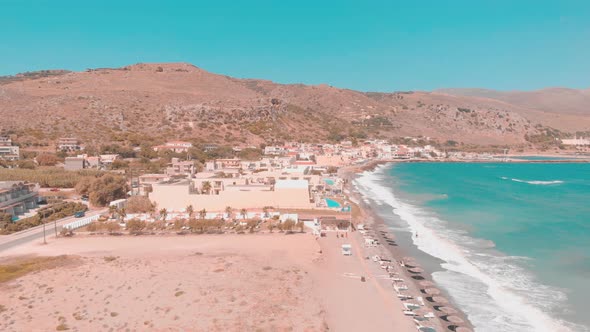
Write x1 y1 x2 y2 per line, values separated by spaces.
0 209 106 253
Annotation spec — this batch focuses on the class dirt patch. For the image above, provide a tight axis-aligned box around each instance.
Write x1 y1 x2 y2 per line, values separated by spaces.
0 255 80 284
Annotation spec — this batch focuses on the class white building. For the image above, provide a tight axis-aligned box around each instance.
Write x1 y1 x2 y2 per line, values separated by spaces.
0 136 19 160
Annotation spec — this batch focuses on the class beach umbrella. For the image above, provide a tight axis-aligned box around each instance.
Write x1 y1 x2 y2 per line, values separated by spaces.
431 296 449 304
423 288 441 295
408 267 424 274
443 316 464 324
435 306 458 315
412 275 425 280
419 280 435 287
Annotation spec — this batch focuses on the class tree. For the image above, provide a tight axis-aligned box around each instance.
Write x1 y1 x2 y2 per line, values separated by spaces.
296 221 305 233
117 207 126 222
201 181 212 195
36 153 59 166
240 208 247 220
199 208 207 220
88 174 129 207
159 208 168 222
282 219 296 233
125 196 155 213
186 205 194 218
247 220 258 233
18 160 36 169
225 206 232 220
126 219 146 235
266 220 275 233
108 205 117 219
173 219 185 231
75 177 93 196
262 206 269 218
105 222 121 235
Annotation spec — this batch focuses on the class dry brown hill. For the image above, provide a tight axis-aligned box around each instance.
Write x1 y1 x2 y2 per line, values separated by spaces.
1 63 589 150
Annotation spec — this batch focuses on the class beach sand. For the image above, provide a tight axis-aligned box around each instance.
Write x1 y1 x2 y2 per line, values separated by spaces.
0 231 419 332
339 163 474 332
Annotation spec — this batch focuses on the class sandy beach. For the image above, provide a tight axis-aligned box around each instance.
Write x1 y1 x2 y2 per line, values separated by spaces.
0 229 423 332
339 163 474 332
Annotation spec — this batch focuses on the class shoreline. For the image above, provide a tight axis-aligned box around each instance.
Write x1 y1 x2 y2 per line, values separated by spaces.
340 162 475 332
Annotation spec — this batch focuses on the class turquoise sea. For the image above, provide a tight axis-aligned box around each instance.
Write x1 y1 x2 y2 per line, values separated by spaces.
354 162 590 332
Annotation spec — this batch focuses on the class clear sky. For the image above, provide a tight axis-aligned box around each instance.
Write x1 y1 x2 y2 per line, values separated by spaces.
1 0 589 91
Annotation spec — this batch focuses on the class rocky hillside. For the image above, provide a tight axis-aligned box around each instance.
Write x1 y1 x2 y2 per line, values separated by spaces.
1 63 589 149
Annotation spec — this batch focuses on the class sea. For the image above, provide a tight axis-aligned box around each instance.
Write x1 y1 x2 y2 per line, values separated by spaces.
354 162 590 332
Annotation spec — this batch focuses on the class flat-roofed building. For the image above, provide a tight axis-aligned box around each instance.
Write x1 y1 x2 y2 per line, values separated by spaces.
166 158 195 177
0 136 19 160
57 137 83 152
64 157 87 171
0 181 40 218
149 178 312 212
154 141 193 153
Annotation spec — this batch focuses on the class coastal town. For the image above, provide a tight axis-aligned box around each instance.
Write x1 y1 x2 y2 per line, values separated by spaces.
0 135 495 332
2 133 589 331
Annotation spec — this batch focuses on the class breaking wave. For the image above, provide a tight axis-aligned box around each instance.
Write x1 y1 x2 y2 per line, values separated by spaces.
355 165 582 332
501 177 564 185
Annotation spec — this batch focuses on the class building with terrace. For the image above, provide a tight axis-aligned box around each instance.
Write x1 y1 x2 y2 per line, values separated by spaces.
0 181 40 218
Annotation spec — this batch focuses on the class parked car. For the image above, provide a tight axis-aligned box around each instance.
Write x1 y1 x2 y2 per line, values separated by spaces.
81 195 89 201
50 188 60 192
74 211 86 218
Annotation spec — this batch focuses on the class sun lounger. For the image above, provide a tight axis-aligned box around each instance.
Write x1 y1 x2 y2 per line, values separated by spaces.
397 294 413 300
404 303 421 310
394 284 409 292
417 296 425 306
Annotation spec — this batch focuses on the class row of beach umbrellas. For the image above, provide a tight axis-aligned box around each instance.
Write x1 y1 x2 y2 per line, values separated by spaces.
400 257 473 332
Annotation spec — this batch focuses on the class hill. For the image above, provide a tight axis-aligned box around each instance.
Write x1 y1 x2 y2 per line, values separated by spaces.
1 63 589 151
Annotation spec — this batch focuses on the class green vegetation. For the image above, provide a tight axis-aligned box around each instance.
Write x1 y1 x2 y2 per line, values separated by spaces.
125 196 155 213
0 167 104 188
1 202 88 234
0 255 73 283
238 148 263 161
76 174 128 207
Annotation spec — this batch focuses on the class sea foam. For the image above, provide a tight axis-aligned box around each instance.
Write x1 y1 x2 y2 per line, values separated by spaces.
502 177 564 185
354 166 580 332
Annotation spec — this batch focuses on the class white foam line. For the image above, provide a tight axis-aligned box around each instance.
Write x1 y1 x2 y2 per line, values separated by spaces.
354 167 574 332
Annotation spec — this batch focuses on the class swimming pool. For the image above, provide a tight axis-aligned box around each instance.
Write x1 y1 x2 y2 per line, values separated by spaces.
324 178 335 186
325 198 341 208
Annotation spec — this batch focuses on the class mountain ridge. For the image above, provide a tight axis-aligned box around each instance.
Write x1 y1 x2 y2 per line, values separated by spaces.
1 62 589 150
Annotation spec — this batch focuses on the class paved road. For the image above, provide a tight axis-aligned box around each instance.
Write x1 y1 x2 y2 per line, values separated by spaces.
0 209 106 253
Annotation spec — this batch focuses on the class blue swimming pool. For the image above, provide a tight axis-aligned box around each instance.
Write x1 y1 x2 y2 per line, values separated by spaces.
324 178 335 186
325 198 341 208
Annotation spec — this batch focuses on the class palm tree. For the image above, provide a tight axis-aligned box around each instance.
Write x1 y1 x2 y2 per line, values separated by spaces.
240 208 247 220
201 181 212 195
199 208 207 220
186 205 194 218
225 206 232 220
108 205 117 219
262 206 270 218
159 208 168 222
118 208 126 222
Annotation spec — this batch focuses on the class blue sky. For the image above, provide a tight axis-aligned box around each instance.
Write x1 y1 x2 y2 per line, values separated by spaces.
1 0 589 91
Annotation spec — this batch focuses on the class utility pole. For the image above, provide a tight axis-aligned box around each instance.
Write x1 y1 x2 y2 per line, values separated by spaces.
43 221 47 244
